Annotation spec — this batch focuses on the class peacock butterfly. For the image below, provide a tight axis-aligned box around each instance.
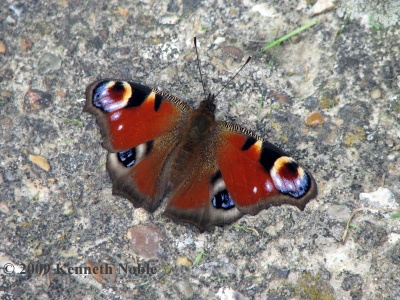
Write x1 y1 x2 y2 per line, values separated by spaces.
84 38 317 231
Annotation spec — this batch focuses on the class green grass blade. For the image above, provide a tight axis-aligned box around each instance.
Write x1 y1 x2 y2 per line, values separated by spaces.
261 20 318 53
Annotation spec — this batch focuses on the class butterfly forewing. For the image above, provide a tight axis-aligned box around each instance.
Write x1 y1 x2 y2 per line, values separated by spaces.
85 80 192 211
84 80 192 152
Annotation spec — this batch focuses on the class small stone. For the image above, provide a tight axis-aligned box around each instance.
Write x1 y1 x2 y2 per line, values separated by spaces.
56 90 67 98
132 208 150 225
62 201 74 215
271 91 291 105
214 37 226 44
312 0 336 15
176 256 192 267
24 89 53 112
174 281 194 299
306 111 324 126
0 201 10 214
296 0 307 10
159 15 179 25
9 4 23 17
129 225 161 259
359 187 398 215
251 3 276 17
99 28 109 40
38 53 62 74
222 46 244 61
370 88 381 99
6 16 16 24
29 154 51 171
0 41 6 54
20 37 33 52
216 287 249 300
326 204 351 223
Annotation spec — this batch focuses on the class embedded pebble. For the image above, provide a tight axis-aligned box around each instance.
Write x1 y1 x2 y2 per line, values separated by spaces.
99 28 109 40
216 287 249 300
326 204 351 223
306 111 324 126
24 89 53 112
0 41 6 54
176 256 192 267
6 16 16 24
313 0 336 15
251 3 276 17
359 187 398 216
29 154 51 171
38 53 62 74
132 208 150 225
0 201 10 214
20 37 33 51
222 46 244 61
129 225 161 259
214 37 226 44
370 88 382 99
159 15 179 25
174 281 194 299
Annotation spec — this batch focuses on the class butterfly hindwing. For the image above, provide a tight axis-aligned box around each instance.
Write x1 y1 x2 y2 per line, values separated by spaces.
106 131 178 211
215 121 318 215
163 138 243 231
85 80 192 211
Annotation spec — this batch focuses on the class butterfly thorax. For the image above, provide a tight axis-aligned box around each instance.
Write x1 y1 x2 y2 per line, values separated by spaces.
168 95 216 185
183 94 216 146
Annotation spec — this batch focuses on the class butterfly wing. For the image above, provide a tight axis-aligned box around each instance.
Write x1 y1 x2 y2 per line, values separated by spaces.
163 119 317 231
214 121 318 215
163 139 243 231
84 80 192 211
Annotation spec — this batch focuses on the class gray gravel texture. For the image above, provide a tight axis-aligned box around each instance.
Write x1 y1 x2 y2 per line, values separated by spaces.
1 0 399 299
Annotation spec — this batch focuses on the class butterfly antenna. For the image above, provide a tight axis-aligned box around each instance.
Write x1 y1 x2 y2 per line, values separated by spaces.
194 36 208 100
214 56 252 98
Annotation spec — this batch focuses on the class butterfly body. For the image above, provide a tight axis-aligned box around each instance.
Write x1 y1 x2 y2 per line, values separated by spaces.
169 95 215 181
85 80 317 231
